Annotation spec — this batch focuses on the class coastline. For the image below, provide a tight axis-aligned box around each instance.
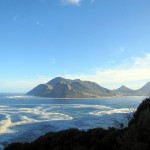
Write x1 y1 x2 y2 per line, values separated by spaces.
25 95 147 100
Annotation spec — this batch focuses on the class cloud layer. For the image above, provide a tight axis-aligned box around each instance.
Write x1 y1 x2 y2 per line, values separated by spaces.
63 54 150 89
1 54 150 92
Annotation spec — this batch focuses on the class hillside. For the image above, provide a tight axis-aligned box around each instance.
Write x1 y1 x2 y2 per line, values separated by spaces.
113 85 137 96
27 77 150 98
27 77 115 98
136 82 150 96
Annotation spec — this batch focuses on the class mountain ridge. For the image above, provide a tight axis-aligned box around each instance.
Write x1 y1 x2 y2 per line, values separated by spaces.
27 77 150 98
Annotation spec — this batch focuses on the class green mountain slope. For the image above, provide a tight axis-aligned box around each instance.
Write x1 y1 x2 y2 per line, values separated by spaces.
27 77 115 98
27 77 150 98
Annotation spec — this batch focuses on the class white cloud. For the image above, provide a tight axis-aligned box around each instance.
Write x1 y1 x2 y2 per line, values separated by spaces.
134 53 150 66
1 54 150 92
62 54 150 89
61 0 81 5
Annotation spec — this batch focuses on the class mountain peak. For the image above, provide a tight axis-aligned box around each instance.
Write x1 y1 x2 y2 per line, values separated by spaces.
74 79 81 82
27 77 113 98
137 82 150 94
114 85 135 95
143 82 150 86
27 77 150 98
47 77 71 85
119 85 129 90
120 85 127 88
50 77 66 81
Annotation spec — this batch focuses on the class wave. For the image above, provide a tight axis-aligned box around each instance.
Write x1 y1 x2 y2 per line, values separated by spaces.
18 107 73 121
0 104 132 135
0 105 73 134
0 105 8 108
6 95 33 99
0 104 114 134
70 104 112 109
13 116 38 126
89 108 133 116
0 115 12 133
42 104 112 112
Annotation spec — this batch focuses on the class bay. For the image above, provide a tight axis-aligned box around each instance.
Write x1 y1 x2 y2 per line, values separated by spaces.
0 94 145 149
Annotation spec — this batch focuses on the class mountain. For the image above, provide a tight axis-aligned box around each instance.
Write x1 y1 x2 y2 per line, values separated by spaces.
47 77 71 85
27 77 150 98
27 77 115 98
136 82 150 96
113 85 137 96
113 83 150 96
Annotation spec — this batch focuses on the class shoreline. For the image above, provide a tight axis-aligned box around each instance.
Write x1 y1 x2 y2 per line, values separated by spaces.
26 95 147 100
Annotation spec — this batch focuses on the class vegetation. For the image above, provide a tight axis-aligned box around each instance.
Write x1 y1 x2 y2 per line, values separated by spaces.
27 77 150 98
5 97 150 150
27 77 114 98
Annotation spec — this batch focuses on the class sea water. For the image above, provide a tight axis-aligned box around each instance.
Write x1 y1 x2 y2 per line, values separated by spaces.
0 94 145 149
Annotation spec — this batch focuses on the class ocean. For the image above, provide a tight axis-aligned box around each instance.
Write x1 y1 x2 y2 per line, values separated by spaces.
0 94 145 149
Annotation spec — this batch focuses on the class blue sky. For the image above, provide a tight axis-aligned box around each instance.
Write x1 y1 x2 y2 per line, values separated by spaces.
0 0 150 92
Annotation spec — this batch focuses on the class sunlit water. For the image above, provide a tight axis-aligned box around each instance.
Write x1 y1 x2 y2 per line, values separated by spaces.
0 94 145 149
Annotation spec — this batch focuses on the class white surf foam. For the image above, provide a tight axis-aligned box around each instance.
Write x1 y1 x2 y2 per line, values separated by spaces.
6 95 32 99
89 108 132 116
0 104 73 135
42 104 112 111
13 116 38 126
18 107 73 121
0 115 13 133
0 105 7 108
70 104 112 109
40 112 73 120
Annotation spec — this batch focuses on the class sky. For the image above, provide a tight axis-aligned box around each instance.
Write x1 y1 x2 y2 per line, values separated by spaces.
0 0 150 92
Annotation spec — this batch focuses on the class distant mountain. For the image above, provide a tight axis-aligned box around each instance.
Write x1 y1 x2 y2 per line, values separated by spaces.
113 83 150 96
113 85 137 96
27 77 115 98
136 82 150 96
27 77 150 98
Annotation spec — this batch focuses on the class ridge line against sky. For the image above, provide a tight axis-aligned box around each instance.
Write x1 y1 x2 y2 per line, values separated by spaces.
1 53 150 93
0 0 150 92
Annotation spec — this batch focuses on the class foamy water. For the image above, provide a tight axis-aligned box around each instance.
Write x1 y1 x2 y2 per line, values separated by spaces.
0 94 145 149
